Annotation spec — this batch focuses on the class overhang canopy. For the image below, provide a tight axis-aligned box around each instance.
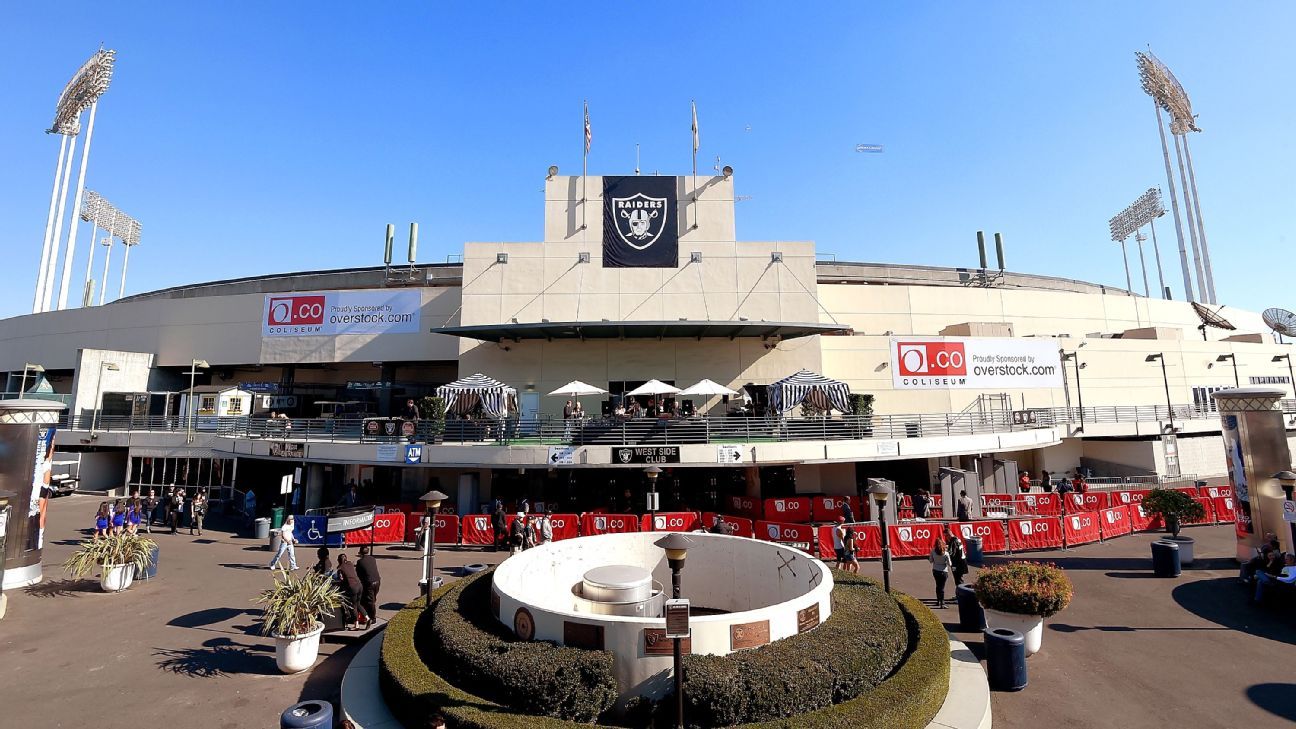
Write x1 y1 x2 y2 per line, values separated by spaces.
431 320 851 342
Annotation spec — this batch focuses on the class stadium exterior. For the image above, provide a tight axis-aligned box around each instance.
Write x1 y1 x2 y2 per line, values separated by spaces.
1 174 1291 514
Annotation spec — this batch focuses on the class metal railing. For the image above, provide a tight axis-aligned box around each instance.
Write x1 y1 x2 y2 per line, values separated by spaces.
0 391 73 405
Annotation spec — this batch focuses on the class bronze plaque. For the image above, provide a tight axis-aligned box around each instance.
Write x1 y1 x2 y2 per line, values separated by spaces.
797 603 821 634
490 588 501 619
729 619 770 650
513 608 535 641
563 621 605 650
643 628 692 656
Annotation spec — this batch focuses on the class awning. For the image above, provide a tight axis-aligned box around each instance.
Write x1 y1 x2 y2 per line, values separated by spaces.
435 373 517 419
431 320 851 342
768 369 852 416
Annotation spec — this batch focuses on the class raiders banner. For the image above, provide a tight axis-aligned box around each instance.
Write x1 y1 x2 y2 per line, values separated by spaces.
603 176 679 268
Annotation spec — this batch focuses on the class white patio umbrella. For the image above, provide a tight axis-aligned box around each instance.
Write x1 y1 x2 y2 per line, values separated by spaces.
547 380 608 397
678 379 738 397
624 379 681 396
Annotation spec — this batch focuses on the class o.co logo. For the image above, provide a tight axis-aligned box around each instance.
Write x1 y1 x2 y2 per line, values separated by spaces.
375 517 394 529
433 517 450 529
733 497 755 510
654 516 685 529
1224 498 1234 510
1024 495 1037 506
896 341 967 376
551 516 572 528
474 517 488 530
766 525 805 541
1070 516 1093 530
773 500 804 512
267 295 325 326
1105 510 1123 524
1018 520 1049 535
896 527 933 541
821 497 839 510
959 524 993 538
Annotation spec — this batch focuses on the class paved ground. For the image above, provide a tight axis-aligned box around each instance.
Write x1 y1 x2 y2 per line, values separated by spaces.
2 497 1292 728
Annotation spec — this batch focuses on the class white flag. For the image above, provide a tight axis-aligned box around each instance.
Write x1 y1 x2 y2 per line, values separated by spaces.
584 101 592 155
691 101 699 154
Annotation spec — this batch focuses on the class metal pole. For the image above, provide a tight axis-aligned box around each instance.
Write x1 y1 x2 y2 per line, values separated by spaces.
118 243 133 299
581 100 588 232
1286 357 1295 398
1153 102 1194 302
672 565 683 729
1074 357 1085 432
422 510 434 608
81 222 99 306
19 366 30 395
1181 135 1216 304
58 102 98 310
1229 357 1239 388
44 130 81 313
1119 240 1133 294
1148 218 1168 299
34 134 71 313
187 362 198 444
92 363 106 433
1159 356 1173 431
1135 232 1151 297
98 237 113 306
878 505 892 593
1172 133 1207 301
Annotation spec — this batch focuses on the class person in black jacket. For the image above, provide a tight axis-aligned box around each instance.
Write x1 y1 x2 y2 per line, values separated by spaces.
491 504 508 552
334 553 365 629
356 545 381 628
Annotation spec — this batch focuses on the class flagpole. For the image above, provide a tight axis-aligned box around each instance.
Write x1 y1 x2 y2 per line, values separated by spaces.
691 100 699 231
582 100 588 232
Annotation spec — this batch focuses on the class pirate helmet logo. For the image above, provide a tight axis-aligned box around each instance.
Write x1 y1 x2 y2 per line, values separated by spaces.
612 193 667 250
618 449 633 463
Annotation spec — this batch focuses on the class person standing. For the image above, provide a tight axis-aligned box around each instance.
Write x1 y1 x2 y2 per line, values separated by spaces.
842 526 860 574
1018 471 1032 494
190 491 206 536
913 489 931 520
270 515 299 570
334 553 365 629
508 512 527 555
94 502 110 540
841 497 856 525
127 498 142 535
956 490 973 523
311 547 334 577
832 517 848 569
1041 470 1053 493
491 504 508 552
929 540 951 608
170 489 184 534
356 545 381 628
143 489 157 533
534 509 554 546
1072 473 1087 494
946 531 969 586
111 500 126 535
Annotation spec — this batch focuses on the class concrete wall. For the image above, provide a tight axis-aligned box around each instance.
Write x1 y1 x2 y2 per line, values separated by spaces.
68 349 154 420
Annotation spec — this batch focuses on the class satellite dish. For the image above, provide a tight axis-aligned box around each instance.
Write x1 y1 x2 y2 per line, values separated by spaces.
546 165 559 180
1263 307 1296 341
1191 301 1236 341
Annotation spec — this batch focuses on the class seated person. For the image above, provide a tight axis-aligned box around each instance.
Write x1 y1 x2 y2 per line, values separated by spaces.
1254 553 1296 603
1240 539 1281 583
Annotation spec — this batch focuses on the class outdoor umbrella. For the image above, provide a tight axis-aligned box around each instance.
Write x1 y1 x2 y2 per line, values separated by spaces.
678 379 738 397
624 379 682 396
547 380 608 419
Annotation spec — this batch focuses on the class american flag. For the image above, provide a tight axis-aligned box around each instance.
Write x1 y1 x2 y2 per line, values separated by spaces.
584 101 592 155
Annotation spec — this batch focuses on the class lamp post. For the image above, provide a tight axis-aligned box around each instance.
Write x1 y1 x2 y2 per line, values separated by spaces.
1145 353 1174 431
186 359 210 444
420 489 448 608
18 363 44 395
655 533 694 729
1060 353 1085 432
645 465 662 524
1216 354 1239 388
867 478 894 594
91 361 119 433
1273 355 1295 400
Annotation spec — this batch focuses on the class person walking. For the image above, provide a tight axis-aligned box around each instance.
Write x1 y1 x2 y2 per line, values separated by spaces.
929 540 951 608
111 500 127 535
170 489 184 534
143 489 157 533
190 491 206 535
270 515 299 570
356 545 382 628
94 502 110 540
842 526 860 574
508 512 527 555
832 517 848 569
946 531 969 586
491 504 508 552
534 508 554 546
956 490 973 523
334 553 365 629
243 488 257 528
841 497 855 524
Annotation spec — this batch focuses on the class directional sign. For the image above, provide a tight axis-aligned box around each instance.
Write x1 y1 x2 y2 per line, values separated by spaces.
279 474 293 495
1284 500 1296 523
405 444 423 464
327 507 375 533
548 446 577 465
717 445 744 464
665 599 690 639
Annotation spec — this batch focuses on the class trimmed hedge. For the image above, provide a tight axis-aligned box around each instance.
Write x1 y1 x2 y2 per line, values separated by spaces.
424 569 618 722
380 569 950 729
680 577 907 726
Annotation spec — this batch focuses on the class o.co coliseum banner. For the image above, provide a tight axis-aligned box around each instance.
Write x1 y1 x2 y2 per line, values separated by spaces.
262 290 421 337
889 336 1063 390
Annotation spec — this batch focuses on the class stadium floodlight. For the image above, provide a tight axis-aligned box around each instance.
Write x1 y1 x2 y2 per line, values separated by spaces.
46 49 115 135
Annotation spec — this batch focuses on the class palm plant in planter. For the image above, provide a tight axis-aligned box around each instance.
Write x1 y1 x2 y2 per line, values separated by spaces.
975 561 1073 656
1141 488 1206 565
254 569 344 673
64 533 158 592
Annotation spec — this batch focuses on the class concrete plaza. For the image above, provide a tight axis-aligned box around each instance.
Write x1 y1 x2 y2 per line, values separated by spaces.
0 496 1291 728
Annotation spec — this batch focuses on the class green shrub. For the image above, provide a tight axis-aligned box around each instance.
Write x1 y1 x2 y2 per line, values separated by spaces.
1140 488 1206 537
424 570 618 723
680 577 908 727
975 561 1073 617
848 393 874 417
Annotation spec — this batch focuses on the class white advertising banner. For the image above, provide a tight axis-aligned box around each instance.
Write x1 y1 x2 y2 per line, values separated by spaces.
262 290 421 337
889 336 1062 389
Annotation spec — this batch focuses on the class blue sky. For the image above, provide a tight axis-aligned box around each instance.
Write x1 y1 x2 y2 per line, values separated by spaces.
1 3 1293 319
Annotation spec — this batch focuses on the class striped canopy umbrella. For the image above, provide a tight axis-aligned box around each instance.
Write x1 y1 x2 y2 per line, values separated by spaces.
436 373 517 418
767 369 851 416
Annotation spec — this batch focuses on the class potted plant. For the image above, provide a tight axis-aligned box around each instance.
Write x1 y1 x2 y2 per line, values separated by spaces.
254 569 343 673
421 395 447 444
849 393 875 438
1140 489 1206 565
64 533 158 592
975 561 1073 656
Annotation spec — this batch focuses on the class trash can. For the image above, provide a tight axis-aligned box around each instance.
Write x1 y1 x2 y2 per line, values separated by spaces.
965 536 984 566
956 584 984 632
280 699 332 729
271 507 286 530
139 544 160 580
269 529 282 554
1151 539 1181 577
984 628 1027 691
254 517 271 540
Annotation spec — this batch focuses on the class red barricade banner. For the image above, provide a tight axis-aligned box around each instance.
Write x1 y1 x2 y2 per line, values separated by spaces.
379 503 412 518
1128 503 1156 532
812 495 861 523
1007 517 1064 551
1066 492 1110 512
433 514 459 544
1189 497 1214 525
763 497 813 523
1024 493 1062 516
950 520 1008 554
1108 489 1152 507
642 512 701 532
1202 485 1234 499
344 511 407 545
756 520 818 551
1212 496 1235 523
1064 512 1101 545
503 513 580 542
1099 506 1132 539
1173 486 1201 498
581 513 639 536
816 523 884 560
461 514 496 545
727 495 762 521
888 523 945 558
702 512 754 538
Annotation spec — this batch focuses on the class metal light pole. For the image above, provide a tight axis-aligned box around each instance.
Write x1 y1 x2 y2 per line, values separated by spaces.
98 235 114 306
44 130 80 313
18 363 44 395
186 359 210 444
34 134 70 313
1145 353 1174 431
91 361 119 433
1216 354 1239 388
57 102 98 311
655 533 694 729
1136 52 1194 302
867 479 894 593
420 489 448 608
119 240 138 298
1134 231 1151 297
646 465 662 524
1061 353 1085 432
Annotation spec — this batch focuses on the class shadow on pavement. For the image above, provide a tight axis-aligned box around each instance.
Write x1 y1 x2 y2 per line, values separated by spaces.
297 637 366 711
1172 577 1296 647
167 607 257 629
1246 683 1296 722
154 636 276 677
1103 571 1163 579
985 555 1152 571
1050 622 1227 633
24 578 98 598
220 563 269 571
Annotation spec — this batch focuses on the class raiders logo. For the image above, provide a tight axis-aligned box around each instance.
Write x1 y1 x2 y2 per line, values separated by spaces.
617 449 633 463
611 193 667 250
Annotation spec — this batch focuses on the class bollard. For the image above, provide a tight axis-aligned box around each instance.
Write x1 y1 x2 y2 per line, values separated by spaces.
280 700 333 729
984 628 1027 691
965 536 984 566
956 584 984 632
1151 540 1181 577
